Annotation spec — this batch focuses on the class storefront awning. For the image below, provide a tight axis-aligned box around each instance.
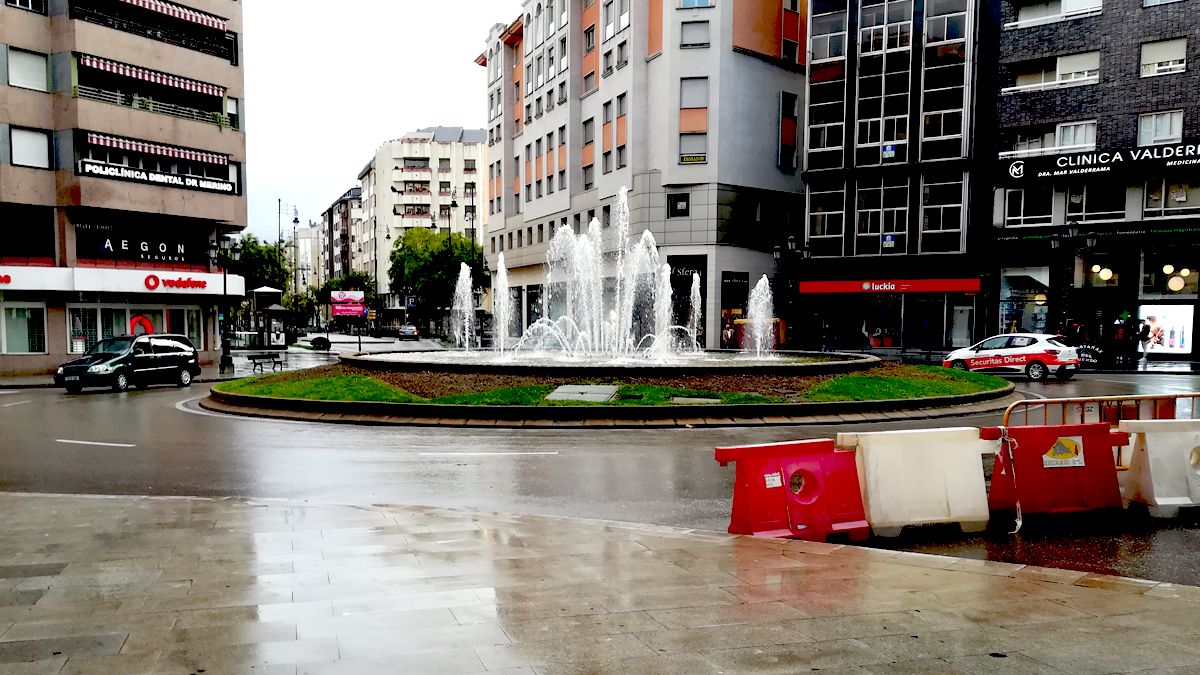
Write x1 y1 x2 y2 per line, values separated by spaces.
117 0 227 31
86 133 228 166
79 54 225 98
799 278 981 294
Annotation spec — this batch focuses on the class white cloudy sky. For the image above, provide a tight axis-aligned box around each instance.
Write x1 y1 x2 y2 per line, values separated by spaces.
242 1 522 241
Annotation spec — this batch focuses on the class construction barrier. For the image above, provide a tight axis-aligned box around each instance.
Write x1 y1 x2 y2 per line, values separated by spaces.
983 424 1126 521
836 428 992 537
714 439 869 542
1118 419 1200 518
1003 393 1196 427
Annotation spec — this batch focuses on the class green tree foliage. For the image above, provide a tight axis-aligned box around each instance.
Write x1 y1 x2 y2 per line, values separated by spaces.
388 228 483 317
283 290 319 326
229 234 291 292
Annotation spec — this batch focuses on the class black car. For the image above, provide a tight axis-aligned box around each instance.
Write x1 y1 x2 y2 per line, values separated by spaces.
54 334 202 393
398 325 420 341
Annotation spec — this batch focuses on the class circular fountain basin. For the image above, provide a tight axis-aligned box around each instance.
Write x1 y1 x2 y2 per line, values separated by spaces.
342 349 880 378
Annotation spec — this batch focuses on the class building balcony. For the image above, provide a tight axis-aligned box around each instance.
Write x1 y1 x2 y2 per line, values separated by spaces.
997 142 1094 159
69 0 237 63
1003 5 1102 30
1000 75 1098 95
74 84 233 129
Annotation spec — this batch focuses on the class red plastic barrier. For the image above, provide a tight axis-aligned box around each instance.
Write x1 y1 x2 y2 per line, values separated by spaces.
714 439 869 542
982 423 1127 516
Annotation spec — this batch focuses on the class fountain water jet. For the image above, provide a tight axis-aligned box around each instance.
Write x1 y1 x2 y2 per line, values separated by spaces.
493 253 511 352
450 262 474 349
688 273 702 352
745 274 774 358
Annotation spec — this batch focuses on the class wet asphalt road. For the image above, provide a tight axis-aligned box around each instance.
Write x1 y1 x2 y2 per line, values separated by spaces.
1 372 1198 584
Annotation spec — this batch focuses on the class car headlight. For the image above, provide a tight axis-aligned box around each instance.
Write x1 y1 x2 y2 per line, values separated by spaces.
87 364 113 374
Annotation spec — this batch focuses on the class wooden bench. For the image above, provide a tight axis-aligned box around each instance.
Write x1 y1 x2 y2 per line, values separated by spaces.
247 353 284 373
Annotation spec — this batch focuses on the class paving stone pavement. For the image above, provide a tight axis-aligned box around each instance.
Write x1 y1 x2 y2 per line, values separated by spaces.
0 493 1198 674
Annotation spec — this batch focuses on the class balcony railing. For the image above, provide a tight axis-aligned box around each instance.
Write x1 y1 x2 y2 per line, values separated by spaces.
998 142 1095 159
1003 5 1102 29
70 2 235 63
1000 74 1098 94
74 84 234 129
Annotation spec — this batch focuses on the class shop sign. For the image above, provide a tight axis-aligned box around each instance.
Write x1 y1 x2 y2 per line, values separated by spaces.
79 160 237 195
330 290 365 303
0 274 10 284
798 278 981 294
332 303 366 317
999 140 1200 186
75 224 202 264
144 274 207 291
679 154 707 164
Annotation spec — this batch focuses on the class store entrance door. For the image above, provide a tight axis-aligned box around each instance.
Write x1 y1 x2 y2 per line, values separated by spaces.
949 306 973 347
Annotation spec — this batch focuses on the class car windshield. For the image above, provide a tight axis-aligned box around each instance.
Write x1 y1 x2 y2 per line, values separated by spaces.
86 337 135 355
1047 338 1069 347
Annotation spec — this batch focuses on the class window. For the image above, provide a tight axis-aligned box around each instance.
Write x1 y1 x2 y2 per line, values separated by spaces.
923 111 963 140
465 159 476 171
560 37 568 72
782 40 798 62
680 77 708 108
925 12 967 44
617 145 627 168
1057 52 1100 82
537 180 543 198
616 93 627 117
617 41 628 66
855 177 908 255
7 48 48 92
583 165 595 189
1139 111 1183 146
809 187 846 239
538 223 545 242
10 128 50 169
583 118 595 145
558 81 568 103
583 72 596 93
603 151 613 173
603 0 615 39
1067 181 1125 222
921 176 964 253
679 133 707 162
4 0 46 14
681 21 710 47
1145 179 1200 218
809 123 844 150
603 50 614 74
811 14 847 61
585 26 596 52
559 169 566 188
526 63 533 93
1004 187 1054 226
680 0 714 7
547 173 554 193
779 91 799 171
1141 38 1187 76
603 205 612 228
668 193 690 218
536 97 544 117
518 230 524 247
1 304 47 354
1056 120 1097 149
603 100 613 124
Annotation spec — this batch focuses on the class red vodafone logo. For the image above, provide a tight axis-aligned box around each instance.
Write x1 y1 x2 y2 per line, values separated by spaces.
143 274 206 291
0 274 11 285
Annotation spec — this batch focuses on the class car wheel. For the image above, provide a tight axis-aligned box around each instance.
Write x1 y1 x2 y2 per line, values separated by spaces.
950 360 968 371
65 385 82 395
176 368 193 388
112 370 130 392
1055 369 1074 381
1026 361 1048 382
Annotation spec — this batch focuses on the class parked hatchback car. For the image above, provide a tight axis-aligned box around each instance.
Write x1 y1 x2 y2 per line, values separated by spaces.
943 333 1080 381
54 334 202 393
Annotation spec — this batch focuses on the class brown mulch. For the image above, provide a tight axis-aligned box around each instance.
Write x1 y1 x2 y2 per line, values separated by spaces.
254 362 941 401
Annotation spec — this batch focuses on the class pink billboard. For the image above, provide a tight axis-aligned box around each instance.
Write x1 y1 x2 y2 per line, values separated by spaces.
331 303 366 317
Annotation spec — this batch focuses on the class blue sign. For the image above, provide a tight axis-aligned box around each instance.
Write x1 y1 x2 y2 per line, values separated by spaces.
882 235 896 249
882 144 896 159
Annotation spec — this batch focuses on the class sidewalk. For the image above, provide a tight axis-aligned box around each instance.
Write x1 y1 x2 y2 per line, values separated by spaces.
0 492 1197 674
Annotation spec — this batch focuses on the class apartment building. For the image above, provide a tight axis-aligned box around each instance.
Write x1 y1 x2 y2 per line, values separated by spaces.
320 187 362 282
793 0 999 352
290 222 324 293
992 0 1200 360
479 1 806 349
357 128 486 306
0 0 246 375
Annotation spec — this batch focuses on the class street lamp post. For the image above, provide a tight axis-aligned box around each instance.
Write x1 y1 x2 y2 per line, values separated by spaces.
209 237 241 374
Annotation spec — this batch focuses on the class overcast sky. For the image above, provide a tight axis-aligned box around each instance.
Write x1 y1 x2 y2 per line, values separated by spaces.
242 1 522 242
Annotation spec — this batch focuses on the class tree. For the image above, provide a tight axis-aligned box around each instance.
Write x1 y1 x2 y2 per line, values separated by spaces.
283 290 318 327
229 234 291 292
389 228 483 322
318 271 378 309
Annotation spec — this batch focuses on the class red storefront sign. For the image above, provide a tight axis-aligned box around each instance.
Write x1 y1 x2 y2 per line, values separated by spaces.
0 274 11 284
798 278 981 294
144 274 207 290
332 303 366 317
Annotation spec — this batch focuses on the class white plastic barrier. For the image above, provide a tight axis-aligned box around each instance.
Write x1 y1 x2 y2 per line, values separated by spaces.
1117 419 1200 518
837 427 994 537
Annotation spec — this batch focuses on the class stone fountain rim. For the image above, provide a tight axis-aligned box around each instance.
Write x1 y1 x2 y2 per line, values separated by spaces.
339 350 881 377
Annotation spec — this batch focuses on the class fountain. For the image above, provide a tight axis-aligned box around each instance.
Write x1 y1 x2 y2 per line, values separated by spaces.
745 274 774 358
353 186 875 375
450 262 474 350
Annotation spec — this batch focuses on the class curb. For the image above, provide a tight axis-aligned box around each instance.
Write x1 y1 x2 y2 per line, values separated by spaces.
200 384 1018 428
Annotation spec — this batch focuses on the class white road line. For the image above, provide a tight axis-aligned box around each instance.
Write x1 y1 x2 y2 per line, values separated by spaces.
1 400 31 408
0 391 20 395
55 439 136 448
418 451 560 457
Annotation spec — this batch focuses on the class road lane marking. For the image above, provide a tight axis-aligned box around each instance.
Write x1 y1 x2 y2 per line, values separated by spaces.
418 451 560 457
56 439 136 448
0 391 20 395
1 400 31 407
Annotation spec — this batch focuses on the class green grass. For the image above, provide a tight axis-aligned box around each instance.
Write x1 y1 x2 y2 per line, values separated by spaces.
803 366 1007 402
607 384 779 406
431 385 556 406
214 374 423 403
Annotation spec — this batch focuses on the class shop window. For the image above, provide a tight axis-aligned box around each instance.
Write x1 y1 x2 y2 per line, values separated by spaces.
1145 179 1200 219
1139 305 1193 355
1004 187 1053 226
1000 267 1051 333
1067 182 1125 222
1142 255 1199 298
1 305 47 354
920 176 964 253
855 176 908 255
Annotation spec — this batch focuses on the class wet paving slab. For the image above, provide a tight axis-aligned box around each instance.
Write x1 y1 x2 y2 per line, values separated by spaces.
1 493 1200 674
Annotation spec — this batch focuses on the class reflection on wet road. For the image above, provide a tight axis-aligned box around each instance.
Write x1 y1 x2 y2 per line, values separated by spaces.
2 372 1199 584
